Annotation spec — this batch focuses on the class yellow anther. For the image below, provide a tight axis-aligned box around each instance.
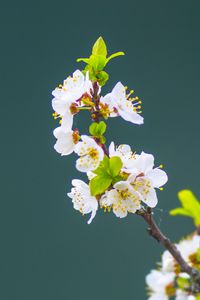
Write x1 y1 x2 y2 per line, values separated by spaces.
159 187 164 191
159 164 164 168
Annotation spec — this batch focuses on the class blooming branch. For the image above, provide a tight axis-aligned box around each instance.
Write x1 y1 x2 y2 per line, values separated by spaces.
51 36 200 299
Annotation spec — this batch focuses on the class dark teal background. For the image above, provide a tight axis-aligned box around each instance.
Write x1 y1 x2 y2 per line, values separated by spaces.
1 1 200 299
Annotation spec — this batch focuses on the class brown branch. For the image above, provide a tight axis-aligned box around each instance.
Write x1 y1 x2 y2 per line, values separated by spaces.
137 207 200 292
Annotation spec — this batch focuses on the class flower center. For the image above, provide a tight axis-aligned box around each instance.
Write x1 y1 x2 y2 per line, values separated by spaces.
119 189 131 199
72 130 80 144
88 148 99 160
189 250 200 269
132 177 151 196
165 283 175 297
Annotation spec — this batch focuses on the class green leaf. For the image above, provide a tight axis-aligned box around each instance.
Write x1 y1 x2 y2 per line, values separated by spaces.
89 156 123 195
89 121 107 137
177 276 190 289
170 208 192 217
76 37 125 86
106 51 125 64
88 54 107 71
89 122 98 136
93 156 110 176
89 174 112 196
111 175 124 185
96 71 109 86
99 135 106 144
76 58 89 63
92 36 107 57
169 189 200 226
109 156 123 177
98 121 106 135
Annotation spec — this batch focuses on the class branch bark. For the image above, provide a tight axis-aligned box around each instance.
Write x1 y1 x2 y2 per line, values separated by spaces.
137 207 200 292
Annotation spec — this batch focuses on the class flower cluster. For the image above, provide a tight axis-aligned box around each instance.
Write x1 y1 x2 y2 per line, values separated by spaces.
146 233 200 300
51 37 168 224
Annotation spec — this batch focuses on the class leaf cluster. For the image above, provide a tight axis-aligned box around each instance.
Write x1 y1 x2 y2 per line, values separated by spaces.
89 121 106 144
89 156 123 196
77 37 124 86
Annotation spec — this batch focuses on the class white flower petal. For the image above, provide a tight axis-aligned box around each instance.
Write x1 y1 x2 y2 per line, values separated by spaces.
118 108 144 125
53 127 75 156
114 181 130 191
67 179 98 224
61 111 73 131
147 168 168 188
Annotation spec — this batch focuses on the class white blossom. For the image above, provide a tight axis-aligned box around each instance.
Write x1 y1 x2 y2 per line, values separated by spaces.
74 135 104 172
53 126 79 156
108 141 135 170
67 179 98 224
100 82 143 124
177 234 200 263
146 270 175 300
52 70 93 130
127 151 168 208
161 250 176 273
100 181 141 218
161 235 200 274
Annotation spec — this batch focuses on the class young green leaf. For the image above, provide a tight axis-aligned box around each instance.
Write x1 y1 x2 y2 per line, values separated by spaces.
76 58 90 63
169 189 200 226
170 208 192 217
89 122 98 136
98 121 106 135
89 121 107 137
106 51 125 64
89 174 112 196
177 276 190 289
93 156 110 176
88 54 107 71
92 36 107 57
109 156 123 177
96 70 109 86
99 135 106 144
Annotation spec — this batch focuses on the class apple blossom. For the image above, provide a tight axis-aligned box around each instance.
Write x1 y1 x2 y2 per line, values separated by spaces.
67 179 98 224
100 182 141 218
52 70 93 131
53 126 80 156
146 270 175 300
74 135 104 172
100 81 143 124
126 152 168 207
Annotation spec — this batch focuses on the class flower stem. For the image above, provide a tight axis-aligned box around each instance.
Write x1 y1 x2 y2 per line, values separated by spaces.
91 82 109 156
137 207 200 292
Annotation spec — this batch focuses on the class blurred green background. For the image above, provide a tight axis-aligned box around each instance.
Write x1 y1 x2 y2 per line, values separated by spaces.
1 1 200 299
